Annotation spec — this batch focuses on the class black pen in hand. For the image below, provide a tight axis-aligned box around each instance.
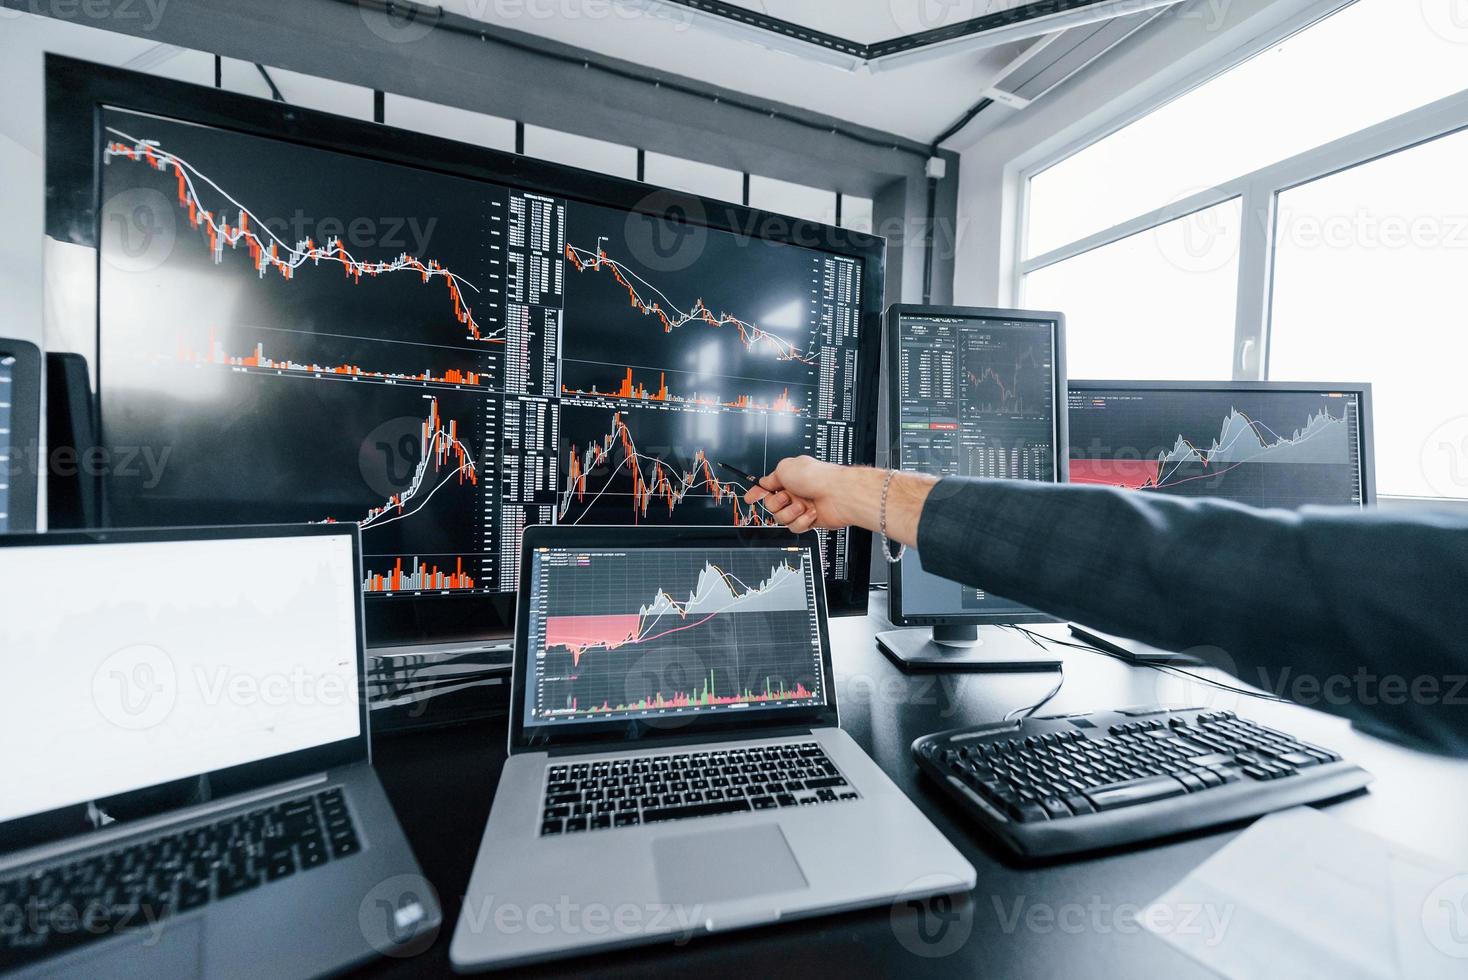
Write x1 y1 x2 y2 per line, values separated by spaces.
716 461 769 491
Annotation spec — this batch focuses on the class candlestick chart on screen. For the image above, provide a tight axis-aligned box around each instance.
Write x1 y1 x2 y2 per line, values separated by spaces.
93 101 871 642
530 548 825 723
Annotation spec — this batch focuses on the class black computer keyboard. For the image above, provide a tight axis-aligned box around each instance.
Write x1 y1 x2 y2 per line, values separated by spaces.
540 741 860 835
0 786 361 972
913 707 1372 859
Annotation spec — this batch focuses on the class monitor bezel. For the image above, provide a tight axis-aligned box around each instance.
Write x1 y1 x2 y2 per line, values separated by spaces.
508 524 841 754
0 337 42 534
43 54 885 646
1067 379 1376 507
0 521 369 855
885 304 1069 628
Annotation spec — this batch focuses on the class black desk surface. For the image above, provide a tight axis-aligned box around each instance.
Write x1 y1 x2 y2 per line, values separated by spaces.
357 594 1468 979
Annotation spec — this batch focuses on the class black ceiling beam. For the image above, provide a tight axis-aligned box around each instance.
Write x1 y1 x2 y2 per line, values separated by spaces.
655 0 1135 60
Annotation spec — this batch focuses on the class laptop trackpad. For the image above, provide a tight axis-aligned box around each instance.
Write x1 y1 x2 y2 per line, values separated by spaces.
653 824 808 907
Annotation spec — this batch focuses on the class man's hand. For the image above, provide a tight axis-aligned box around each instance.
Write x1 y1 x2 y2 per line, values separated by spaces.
742 456 855 533
745 457 936 546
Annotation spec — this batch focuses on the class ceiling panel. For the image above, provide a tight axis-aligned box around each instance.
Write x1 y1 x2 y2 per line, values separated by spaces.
439 0 1033 145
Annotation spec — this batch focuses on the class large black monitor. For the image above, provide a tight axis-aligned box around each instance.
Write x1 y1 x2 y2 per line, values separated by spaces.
881 305 1067 670
0 338 42 534
44 55 884 647
1067 381 1374 508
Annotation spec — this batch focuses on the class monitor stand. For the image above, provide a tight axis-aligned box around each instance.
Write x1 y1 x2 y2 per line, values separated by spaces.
876 624 1062 672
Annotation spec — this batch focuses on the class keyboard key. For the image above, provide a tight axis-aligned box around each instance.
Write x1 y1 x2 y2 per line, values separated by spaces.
1173 771 1206 792
1039 797 1072 819
642 799 752 823
216 869 262 899
1004 800 1049 823
541 820 563 836
1062 794 1095 815
804 776 847 790
1083 776 1187 811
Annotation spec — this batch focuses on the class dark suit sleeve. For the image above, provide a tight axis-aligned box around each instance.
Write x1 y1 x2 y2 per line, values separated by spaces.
915 478 1468 757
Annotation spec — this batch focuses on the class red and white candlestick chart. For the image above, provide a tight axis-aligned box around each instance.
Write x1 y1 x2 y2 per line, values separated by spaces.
102 126 499 343
320 395 479 531
562 411 768 527
565 237 813 364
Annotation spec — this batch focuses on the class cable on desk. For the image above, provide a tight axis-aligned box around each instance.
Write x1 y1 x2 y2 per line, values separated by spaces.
1011 627 1293 706
999 625 1048 650
1003 665 1066 722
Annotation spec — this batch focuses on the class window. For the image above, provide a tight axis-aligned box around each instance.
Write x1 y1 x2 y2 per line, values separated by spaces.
1027 0 1468 259
748 175 838 225
1270 126 1468 499
384 95 516 153
220 62 374 120
643 152 744 203
131 47 216 88
1024 199 1242 381
1015 0 1468 496
840 195 875 234
524 125 638 179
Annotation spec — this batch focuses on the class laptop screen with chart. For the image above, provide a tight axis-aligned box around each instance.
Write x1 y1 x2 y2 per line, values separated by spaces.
511 527 838 747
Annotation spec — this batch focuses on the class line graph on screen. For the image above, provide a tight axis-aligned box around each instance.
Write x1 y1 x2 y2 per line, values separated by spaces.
564 237 812 363
1070 406 1349 492
321 395 479 531
560 411 770 527
544 558 807 662
103 126 498 343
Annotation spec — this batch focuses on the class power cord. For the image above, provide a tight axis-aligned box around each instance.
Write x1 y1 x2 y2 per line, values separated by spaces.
1003 665 1066 722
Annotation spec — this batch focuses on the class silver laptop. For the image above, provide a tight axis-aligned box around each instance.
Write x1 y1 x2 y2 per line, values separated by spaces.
450 525 975 971
0 524 440 978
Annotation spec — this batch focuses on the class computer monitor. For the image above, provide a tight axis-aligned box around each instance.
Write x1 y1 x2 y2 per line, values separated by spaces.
0 338 42 534
880 305 1067 670
44 55 884 647
1067 381 1375 508
1065 379 1374 662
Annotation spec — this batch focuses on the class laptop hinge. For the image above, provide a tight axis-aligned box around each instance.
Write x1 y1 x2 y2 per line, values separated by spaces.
0 773 330 872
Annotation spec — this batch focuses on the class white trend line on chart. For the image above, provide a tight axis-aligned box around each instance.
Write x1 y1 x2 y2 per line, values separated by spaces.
565 236 812 363
103 126 498 342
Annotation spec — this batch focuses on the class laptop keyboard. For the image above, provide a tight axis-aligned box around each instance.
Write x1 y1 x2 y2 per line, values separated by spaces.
540 741 859 835
0 787 360 972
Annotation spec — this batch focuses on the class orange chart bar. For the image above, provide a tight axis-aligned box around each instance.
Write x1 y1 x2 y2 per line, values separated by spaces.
364 556 476 593
562 367 800 414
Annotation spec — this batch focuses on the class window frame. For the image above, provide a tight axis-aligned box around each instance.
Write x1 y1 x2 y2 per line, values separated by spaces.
1013 1 1468 386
